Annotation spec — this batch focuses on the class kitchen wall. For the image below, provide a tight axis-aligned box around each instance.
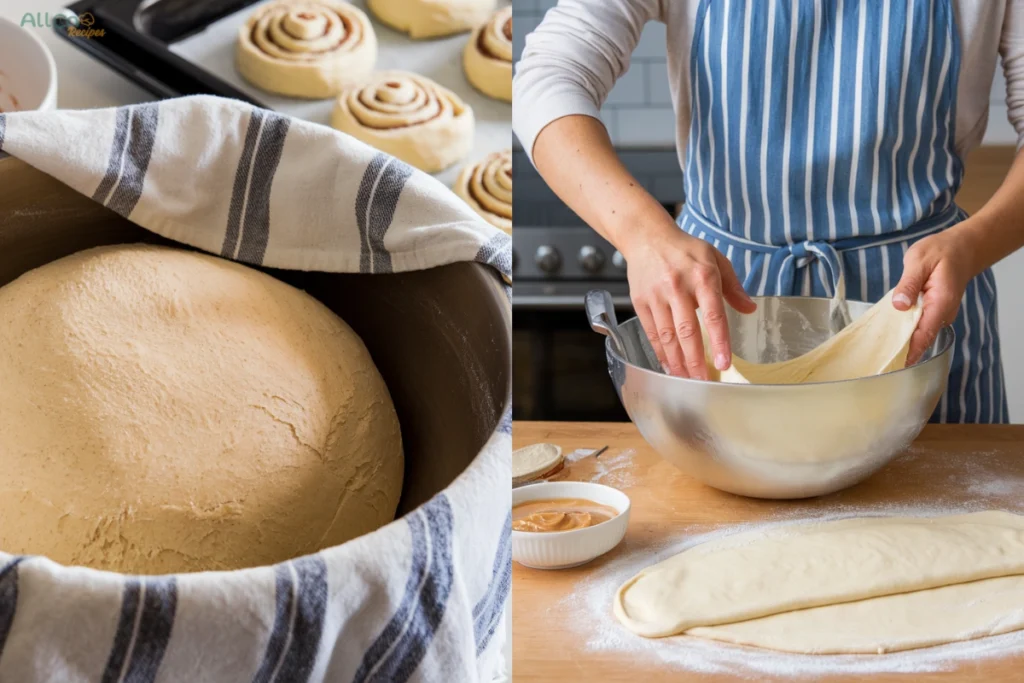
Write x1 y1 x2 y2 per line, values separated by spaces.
513 1 1024 421
513 1 1020 147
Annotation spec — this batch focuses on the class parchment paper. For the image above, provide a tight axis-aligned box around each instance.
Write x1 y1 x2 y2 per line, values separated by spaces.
170 0 512 187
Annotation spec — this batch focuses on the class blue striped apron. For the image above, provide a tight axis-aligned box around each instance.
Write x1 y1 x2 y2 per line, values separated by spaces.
680 0 1008 424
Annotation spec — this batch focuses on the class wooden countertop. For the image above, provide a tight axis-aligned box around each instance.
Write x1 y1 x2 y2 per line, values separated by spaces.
512 421 1024 682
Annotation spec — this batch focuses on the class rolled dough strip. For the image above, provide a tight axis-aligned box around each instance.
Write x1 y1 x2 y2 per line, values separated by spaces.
615 512 1024 644
690 573 1024 654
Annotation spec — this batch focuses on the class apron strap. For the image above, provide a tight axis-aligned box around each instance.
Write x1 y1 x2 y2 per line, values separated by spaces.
680 201 964 300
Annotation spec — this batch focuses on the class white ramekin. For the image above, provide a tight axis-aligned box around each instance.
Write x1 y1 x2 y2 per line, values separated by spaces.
0 16 59 112
512 481 631 570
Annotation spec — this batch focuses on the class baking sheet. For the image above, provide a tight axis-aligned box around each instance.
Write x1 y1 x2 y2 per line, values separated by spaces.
170 0 512 187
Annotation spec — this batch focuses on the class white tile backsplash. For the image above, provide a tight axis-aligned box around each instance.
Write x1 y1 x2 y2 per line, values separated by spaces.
604 64 647 106
611 106 678 146
633 22 668 59
645 61 673 106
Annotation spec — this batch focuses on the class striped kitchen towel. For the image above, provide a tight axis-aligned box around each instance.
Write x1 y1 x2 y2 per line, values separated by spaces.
0 96 511 683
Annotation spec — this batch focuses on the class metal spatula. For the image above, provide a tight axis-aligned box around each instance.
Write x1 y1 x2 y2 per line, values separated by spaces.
585 289 628 359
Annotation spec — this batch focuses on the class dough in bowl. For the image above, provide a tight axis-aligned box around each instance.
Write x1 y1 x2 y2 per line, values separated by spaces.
367 0 497 39
463 7 513 102
0 244 404 574
454 149 512 233
236 0 377 98
331 71 475 173
706 289 923 384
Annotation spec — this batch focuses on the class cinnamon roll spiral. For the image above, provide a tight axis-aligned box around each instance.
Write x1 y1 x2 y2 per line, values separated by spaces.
464 7 512 102
330 71 475 173
454 149 512 233
237 0 377 99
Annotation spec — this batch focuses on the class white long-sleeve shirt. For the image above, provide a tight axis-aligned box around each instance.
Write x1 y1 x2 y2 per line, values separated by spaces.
512 0 1024 168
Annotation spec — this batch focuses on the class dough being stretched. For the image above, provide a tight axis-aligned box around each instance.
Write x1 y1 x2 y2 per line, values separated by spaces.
615 512 1024 654
707 289 923 384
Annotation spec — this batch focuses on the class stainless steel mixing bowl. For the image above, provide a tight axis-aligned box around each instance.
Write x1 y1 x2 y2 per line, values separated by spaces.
605 296 954 499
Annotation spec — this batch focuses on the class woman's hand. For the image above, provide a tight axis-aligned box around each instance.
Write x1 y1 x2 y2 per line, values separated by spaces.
624 227 756 379
892 230 979 365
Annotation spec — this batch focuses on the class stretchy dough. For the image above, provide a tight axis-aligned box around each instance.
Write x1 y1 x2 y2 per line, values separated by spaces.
454 149 512 233
464 7 512 102
707 289 922 384
367 0 497 39
0 244 403 574
331 71 475 173
615 512 1024 653
237 0 377 98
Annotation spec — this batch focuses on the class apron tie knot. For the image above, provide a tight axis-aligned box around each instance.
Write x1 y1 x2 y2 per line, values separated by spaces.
766 240 846 301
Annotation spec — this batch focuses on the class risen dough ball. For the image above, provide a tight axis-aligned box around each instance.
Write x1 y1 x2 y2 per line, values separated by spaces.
367 0 497 39
0 244 403 574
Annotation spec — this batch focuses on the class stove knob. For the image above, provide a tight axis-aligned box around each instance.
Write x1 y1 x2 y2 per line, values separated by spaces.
578 245 606 273
612 250 627 270
535 245 561 274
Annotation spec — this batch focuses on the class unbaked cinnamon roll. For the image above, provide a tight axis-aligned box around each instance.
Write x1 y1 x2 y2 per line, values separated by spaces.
237 0 377 99
464 7 512 102
454 149 512 233
330 71 475 173
367 0 497 39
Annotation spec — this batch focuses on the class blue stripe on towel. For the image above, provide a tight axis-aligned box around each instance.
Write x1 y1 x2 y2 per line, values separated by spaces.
107 103 160 219
92 106 132 205
356 153 413 274
122 578 177 683
251 555 328 683
236 113 290 266
223 108 266 259
473 512 512 655
101 577 177 683
0 557 27 661
474 233 512 280
353 494 455 683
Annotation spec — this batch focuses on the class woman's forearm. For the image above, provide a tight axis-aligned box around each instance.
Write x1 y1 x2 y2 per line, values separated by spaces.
531 115 682 258
954 148 1024 274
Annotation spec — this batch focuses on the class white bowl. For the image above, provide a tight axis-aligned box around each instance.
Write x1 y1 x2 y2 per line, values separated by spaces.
512 481 631 570
0 17 58 112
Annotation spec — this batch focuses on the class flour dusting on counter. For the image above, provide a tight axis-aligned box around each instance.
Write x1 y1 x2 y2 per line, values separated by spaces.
559 503 1024 677
565 448 638 488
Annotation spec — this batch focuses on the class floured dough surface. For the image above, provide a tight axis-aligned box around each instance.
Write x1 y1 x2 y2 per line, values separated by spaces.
512 443 563 485
454 149 512 233
236 0 377 98
464 7 513 102
0 244 404 574
367 0 497 39
330 70 474 173
615 512 1024 653
708 289 923 384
